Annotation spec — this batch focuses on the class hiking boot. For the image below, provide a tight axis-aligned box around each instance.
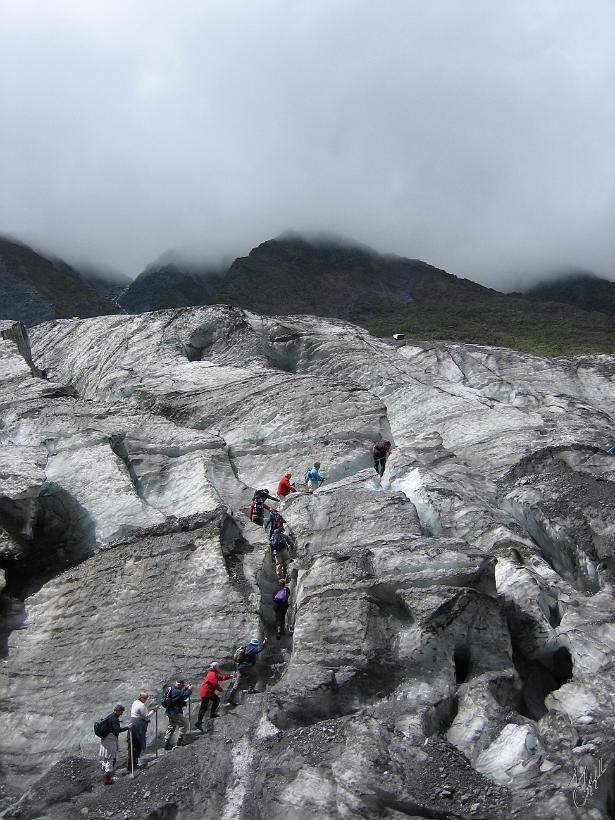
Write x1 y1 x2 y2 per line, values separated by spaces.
246 688 259 694
194 723 203 732
164 741 173 751
176 736 186 747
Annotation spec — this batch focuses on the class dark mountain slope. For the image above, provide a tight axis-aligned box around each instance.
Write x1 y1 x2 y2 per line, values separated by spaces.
119 264 223 313
0 237 120 326
218 235 468 322
526 271 615 316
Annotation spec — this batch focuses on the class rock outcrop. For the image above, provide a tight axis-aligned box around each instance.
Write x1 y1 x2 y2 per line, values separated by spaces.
1 306 614 819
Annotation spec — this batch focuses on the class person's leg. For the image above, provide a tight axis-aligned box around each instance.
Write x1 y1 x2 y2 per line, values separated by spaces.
210 694 221 717
164 714 178 747
176 713 189 744
245 667 258 694
196 698 208 727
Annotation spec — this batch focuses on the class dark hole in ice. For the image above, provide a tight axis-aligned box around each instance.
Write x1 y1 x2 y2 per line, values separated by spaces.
454 647 471 684
513 645 573 721
552 646 573 688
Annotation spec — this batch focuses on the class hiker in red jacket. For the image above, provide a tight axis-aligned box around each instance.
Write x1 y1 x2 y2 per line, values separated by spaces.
276 471 297 498
194 663 234 729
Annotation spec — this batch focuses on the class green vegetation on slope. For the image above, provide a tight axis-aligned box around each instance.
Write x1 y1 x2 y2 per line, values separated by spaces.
367 293 615 356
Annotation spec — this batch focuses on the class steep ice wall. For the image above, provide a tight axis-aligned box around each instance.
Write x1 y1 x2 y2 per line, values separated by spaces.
0 307 614 819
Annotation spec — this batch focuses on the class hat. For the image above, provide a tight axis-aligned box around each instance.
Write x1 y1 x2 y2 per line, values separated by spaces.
176 679 185 685
249 638 260 646
209 662 220 670
113 704 125 713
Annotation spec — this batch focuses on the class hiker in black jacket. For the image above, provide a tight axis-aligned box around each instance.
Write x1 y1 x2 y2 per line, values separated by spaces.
99 704 130 785
163 680 193 750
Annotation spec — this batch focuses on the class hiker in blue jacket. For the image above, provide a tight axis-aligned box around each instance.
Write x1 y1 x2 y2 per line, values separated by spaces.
306 462 326 492
163 679 193 750
227 638 268 705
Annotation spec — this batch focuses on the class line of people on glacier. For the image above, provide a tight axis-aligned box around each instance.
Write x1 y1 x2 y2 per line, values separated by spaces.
96 640 270 784
96 442 392 784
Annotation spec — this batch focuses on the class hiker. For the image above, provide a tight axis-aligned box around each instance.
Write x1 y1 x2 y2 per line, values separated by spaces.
269 528 293 579
227 637 269 705
306 462 326 492
272 578 291 638
127 691 159 771
98 704 130 785
608 445 615 454
265 508 286 539
249 488 278 526
163 679 193 750
372 439 392 477
195 663 234 729
277 471 297 498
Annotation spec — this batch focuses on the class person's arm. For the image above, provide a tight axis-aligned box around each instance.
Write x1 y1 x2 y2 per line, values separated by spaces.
219 673 233 681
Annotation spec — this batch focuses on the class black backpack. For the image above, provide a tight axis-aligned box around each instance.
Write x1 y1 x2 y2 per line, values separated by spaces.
270 512 284 530
94 716 111 739
161 686 181 709
252 497 264 517
270 529 287 549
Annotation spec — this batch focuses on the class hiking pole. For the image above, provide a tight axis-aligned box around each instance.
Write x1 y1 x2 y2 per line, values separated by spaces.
155 709 159 759
128 726 135 778
188 696 192 732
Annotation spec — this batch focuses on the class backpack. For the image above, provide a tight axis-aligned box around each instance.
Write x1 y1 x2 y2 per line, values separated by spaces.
94 716 111 739
252 495 265 524
233 645 246 664
161 686 182 710
372 442 385 458
303 468 311 485
270 529 287 549
269 512 284 531
274 587 289 603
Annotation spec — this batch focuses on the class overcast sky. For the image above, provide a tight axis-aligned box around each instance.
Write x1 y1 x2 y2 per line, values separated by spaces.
1 0 614 287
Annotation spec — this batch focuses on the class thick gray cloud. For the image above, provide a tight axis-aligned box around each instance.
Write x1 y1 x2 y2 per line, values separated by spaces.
1 0 614 286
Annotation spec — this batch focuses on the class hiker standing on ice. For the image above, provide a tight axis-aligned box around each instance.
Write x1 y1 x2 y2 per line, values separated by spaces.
227 638 268 705
306 462 326 492
249 488 278 525
195 662 233 729
128 691 159 769
372 439 391 477
276 471 297 498
163 680 193 750
272 578 291 638
99 704 130 785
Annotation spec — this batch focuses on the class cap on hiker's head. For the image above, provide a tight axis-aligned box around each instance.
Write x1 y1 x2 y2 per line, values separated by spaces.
114 704 125 713
210 662 219 670
250 638 260 646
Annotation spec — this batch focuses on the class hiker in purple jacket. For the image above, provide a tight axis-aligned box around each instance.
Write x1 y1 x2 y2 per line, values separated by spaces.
272 578 291 638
